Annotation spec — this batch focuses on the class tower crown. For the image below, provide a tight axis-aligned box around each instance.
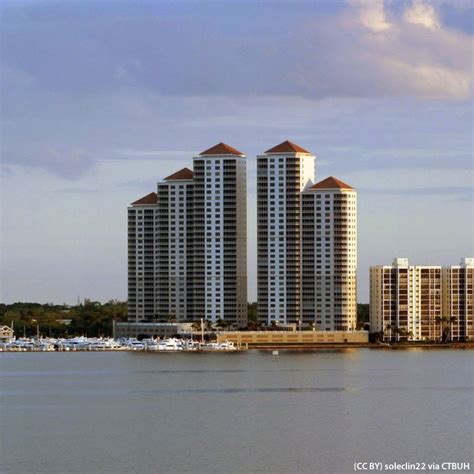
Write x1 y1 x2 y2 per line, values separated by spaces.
310 176 353 190
164 168 194 181
199 143 245 156
131 192 157 205
265 140 311 154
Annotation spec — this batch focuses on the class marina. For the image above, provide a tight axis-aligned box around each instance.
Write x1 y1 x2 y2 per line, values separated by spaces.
0 337 240 352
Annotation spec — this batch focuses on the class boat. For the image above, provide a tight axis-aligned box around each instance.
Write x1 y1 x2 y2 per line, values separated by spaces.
161 338 183 351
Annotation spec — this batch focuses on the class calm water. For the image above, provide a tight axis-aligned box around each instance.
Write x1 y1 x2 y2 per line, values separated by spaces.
1 350 473 474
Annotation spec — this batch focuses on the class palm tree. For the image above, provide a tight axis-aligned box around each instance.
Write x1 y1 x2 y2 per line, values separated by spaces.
435 316 443 342
191 320 202 332
448 316 457 342
398 327 408 342
215 318 229 330
385 323 392 343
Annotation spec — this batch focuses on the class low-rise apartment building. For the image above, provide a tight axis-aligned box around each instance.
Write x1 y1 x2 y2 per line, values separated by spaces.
443 258 474 341
370 258 473 341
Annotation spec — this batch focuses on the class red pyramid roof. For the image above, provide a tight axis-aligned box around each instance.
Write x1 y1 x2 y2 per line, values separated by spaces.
164 167 194 181
131 192 157 205
199 142 244 156
265 140 311 154
310 176 353 190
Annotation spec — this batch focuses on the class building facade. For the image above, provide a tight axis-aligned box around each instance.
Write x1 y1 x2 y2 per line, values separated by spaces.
370 259 443 341
156 168 194 322
301 177 357 331
443 258 474 341
193 143 247 326
257 141 315 325
127 143 247 326
127 192 158 322
370 258 474 342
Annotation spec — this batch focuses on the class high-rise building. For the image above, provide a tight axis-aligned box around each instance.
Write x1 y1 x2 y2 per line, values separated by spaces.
443 258 474 341
127 192 158 322
257 140 315 325
127 143 247 327
156 168 194 322
301 177 357 331
193 143 248 326
370 258 443 341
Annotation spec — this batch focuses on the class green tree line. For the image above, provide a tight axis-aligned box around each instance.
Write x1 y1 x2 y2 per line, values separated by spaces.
0 300 128 338
0 301 370 337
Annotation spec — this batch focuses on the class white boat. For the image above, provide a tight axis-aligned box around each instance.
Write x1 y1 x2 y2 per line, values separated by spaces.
144 339 160 351
218 341 236 350
161 338 183 351
129 340 145 351
184 340 200 351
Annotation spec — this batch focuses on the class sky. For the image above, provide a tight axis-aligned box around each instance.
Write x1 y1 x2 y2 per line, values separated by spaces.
1 0 473 305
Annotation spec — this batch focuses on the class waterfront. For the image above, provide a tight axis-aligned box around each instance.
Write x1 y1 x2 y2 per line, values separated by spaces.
1 350 473 473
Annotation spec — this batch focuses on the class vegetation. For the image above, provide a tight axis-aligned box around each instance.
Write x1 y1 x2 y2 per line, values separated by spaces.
0 300 372 337
356 304 370 330
0 300 128 338
247 302 259 330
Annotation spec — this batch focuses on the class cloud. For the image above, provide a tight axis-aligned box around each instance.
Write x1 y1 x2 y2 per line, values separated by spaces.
349 0 391 32
313 0 472 100
54 187 100 194
404 0 441 31
112 149 195 159
1 165 14 177
4 145 95 179
1 1 471 101
0 1 472 179
118 178 159 190
360 186 473 196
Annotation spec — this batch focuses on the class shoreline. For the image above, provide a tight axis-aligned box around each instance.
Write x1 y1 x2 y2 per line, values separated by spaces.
2 342 474 353
253 342 474 350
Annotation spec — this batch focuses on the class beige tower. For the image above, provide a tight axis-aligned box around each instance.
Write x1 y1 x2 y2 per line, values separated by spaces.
156 168 194 322
301 177 357 331
127 192 159 322
257 140 315 325
193 143 248 327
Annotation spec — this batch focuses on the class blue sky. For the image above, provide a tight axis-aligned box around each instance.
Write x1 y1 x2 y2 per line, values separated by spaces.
1 0 473 304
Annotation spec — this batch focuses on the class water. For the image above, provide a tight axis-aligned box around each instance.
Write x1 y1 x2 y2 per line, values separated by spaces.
1 350 473 473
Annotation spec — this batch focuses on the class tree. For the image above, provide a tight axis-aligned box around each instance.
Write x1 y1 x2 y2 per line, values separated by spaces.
191 321 202 332
247 302 257 322
435 316 443 342
247 319 259 331
357 304 369 325
447 316 457 342
215 318 229 330
0 301 128 338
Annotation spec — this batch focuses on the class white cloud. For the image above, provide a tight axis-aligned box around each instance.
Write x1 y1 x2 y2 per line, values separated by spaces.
349 0 391 32
328 0 473 100
404 0 441 31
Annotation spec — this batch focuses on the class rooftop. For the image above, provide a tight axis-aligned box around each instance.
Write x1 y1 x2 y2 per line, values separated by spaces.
265 140 311 154
164 167 194 181
199 142 245 156
310 176 353 190
131 192 158 206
